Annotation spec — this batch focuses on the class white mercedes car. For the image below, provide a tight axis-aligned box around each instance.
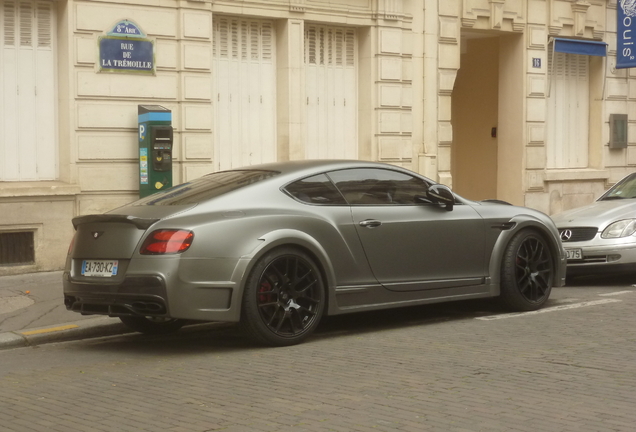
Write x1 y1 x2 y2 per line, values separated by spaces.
552 172 636 277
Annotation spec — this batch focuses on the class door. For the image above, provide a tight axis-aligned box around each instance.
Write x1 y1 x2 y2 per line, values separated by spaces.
213 16 276 170
327 168 487 291
304 25 357 159
1 0 56 181
451 35 499 201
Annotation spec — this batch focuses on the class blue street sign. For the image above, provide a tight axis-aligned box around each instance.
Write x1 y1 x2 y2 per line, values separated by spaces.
99 37 154 74
617 1 636 69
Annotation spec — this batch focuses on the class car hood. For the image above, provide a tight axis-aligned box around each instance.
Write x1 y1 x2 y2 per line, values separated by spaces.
551 199 636 227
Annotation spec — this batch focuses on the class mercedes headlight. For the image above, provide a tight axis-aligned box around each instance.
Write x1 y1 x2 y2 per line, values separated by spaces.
601 219 636 238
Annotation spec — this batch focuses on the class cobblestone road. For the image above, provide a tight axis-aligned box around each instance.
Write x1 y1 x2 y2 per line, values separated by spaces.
1 280 635 432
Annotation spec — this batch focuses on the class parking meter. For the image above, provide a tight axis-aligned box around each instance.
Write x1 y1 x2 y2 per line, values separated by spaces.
138 105 173 198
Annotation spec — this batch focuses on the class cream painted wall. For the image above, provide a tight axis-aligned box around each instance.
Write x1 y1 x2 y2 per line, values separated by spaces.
452 36 499 201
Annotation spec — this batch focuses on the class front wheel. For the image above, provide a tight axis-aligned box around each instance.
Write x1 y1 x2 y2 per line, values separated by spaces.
500 229 554 311
241 247 326 346
119 316 186 334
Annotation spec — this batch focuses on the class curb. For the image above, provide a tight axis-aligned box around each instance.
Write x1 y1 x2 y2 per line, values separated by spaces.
0 316 132 350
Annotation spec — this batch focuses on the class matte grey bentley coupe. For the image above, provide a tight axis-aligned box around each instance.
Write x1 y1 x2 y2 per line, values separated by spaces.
63 160 566 346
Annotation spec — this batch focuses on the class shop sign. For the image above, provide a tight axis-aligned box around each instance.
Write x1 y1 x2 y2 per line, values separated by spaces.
617 1 636 69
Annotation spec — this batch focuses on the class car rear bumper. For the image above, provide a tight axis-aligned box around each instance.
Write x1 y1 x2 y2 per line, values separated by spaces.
63 255 247 322
63 272 171 317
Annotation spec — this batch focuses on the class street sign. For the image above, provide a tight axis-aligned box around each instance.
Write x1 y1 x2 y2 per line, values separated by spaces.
617 1 636 69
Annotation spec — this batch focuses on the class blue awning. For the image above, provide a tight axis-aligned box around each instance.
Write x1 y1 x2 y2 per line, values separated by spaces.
553 38 607 57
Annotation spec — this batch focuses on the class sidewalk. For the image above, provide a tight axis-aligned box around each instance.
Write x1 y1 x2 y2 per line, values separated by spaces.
0 271 130 350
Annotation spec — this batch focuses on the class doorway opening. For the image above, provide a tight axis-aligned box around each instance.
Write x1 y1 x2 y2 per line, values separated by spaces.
451 31 524 204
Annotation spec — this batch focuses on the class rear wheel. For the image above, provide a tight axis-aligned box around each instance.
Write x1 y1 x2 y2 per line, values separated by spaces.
500 229 554 311
241 247 325 346
119 316 186 334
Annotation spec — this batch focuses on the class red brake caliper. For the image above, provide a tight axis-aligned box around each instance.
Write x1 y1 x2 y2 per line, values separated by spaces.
258 281 272 303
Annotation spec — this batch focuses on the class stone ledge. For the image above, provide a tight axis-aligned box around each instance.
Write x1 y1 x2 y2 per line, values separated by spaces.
544 169 609 182
0 182 81 198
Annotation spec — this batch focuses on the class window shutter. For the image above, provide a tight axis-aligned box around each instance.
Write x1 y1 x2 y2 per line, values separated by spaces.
3 1 16 46
1 0 57 181
213 17 276 170
19 1 31 47
37 2 52 48
547 49 589 169
304 25 358 160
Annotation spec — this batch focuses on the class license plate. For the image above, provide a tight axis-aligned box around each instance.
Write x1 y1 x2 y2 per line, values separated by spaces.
81 260 119 277
565 249 582 260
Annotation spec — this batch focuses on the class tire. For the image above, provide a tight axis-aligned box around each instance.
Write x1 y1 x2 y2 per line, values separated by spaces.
241 247 326 346
499 229 554 311
119 316 186 334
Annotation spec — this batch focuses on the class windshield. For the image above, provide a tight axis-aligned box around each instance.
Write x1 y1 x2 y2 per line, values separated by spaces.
600 173 636 200
134 170 280 206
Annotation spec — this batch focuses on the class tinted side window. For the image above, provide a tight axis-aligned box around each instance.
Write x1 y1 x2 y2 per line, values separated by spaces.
327 168 430 205
284 174 347 205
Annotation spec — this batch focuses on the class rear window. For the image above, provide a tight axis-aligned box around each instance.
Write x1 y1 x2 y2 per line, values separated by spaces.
135 170 279 206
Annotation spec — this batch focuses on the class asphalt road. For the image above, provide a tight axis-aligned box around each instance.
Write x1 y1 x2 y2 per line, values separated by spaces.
1 277 635 432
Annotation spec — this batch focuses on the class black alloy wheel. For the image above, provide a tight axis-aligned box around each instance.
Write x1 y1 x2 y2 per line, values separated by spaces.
500 229 554 311
241 247 325 346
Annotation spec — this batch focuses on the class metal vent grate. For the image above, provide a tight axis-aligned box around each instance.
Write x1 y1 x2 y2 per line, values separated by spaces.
0 231 35 265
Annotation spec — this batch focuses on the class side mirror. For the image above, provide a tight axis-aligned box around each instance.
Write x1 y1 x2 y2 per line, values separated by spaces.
426 184 454 211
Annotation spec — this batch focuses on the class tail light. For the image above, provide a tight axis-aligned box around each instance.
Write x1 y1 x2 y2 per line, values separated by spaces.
67 233 76 255
140 230 194 255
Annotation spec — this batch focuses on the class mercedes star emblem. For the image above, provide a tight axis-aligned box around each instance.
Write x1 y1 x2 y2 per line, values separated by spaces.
560 229 572 241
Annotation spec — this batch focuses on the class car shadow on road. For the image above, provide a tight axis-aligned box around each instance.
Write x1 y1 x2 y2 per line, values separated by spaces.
69 297 548 355
565 273 636 287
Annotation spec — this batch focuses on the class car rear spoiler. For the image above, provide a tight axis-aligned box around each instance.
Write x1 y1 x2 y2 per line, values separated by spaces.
72 214 160 230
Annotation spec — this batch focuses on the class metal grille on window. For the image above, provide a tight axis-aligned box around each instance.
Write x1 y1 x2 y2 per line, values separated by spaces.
0 232 35 265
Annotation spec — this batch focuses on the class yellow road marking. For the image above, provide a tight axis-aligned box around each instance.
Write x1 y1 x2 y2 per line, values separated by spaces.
20 325 79 336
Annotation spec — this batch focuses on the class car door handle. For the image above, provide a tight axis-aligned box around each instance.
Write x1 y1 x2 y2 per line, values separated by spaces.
359 219 382 228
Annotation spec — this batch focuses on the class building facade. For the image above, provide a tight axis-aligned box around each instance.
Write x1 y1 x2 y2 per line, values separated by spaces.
0 0 632 275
